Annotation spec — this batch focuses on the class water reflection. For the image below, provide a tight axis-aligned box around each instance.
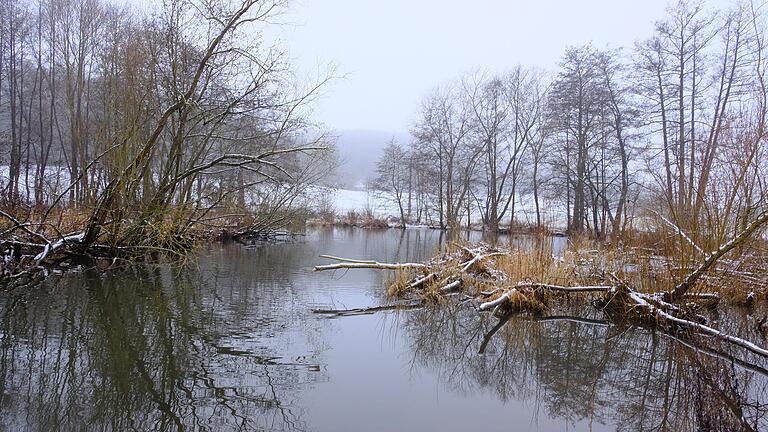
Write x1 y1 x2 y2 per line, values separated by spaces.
0 227 759 431
0 227 451 431
0 252 325 431
402 303 768 431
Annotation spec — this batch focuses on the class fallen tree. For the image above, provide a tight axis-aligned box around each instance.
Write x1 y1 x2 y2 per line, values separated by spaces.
312 211 768 361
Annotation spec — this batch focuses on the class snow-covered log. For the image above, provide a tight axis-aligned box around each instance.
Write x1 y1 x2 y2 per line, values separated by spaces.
407 272 437 289
438 280 462 294
628 291 768 358
318 255 377 264
459 248 507 272
313 260 426 271
479 289 518 311
33 232 85 265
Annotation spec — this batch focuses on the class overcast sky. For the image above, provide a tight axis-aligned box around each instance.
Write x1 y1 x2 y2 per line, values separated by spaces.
273 0 694 134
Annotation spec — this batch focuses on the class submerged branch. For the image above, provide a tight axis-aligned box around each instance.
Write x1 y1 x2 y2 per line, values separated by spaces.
312 301 423 318
627 290 768 357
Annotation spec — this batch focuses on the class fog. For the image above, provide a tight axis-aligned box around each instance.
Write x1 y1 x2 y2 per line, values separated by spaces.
270 0 713 184
277 0 677 134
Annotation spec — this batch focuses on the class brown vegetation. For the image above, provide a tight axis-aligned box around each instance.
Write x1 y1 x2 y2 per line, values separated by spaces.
0 0 336 282
314 212 768 360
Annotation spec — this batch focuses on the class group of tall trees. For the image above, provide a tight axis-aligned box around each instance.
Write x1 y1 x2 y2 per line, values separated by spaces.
0 0 334 248
373 0 768 244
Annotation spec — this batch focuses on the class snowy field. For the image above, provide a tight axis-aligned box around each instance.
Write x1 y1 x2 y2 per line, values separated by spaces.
326 187 568 229
0 165 71 199
0 165 568 229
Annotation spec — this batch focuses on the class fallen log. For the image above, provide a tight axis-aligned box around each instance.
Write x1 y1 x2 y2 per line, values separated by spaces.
459 247 507 272
438 280 462 294
479 289 518 311
33 232 85 266
318 255 377 264
627 290 768 358
313 255 427 272
407 272 437 289
312 301 423 317
313 261 426 271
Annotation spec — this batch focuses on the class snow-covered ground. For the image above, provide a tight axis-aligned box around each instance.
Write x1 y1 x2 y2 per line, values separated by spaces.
325 186 568 229
328 188 400 217
0 164 568 229
0 165 73 203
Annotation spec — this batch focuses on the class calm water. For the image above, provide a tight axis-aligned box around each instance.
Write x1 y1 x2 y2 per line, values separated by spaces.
0 227 766 431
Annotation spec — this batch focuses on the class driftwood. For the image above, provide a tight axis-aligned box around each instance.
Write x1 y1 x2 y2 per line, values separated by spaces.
312 301 423 317
33 232 85 266
313 254 427 271
407 272 437 289
459 247 507 272
438 280 462 294
313 262 426 271
313 232 768 362
479 289 518 311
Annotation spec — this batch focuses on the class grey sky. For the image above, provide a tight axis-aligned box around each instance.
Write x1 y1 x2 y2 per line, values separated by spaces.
276 0 675 134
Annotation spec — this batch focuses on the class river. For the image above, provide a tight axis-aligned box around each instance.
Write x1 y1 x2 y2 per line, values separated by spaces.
0 227 765 431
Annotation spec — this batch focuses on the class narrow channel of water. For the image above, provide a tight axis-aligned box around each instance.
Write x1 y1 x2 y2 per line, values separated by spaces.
0 227 765 431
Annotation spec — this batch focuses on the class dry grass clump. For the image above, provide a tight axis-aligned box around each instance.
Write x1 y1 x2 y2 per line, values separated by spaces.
494 249 578 287
384 235 766 316
421 283 446 305
387 240 612 314
601 288 656 324
0 206 92 238
386 269 415 297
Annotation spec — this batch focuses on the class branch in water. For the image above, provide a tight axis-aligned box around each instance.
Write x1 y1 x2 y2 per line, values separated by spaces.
313 261 426 271
312 301 423 318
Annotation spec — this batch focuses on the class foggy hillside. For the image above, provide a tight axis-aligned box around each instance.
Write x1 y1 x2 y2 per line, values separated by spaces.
334 129 409 189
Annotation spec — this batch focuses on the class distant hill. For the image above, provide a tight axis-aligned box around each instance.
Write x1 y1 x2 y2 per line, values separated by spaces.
333 129 409 189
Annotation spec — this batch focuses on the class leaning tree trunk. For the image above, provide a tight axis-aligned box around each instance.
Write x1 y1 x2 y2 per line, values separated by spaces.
668 210 768 302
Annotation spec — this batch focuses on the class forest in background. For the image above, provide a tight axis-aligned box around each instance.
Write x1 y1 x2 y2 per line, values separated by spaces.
0 0 337 266
371 0 768 254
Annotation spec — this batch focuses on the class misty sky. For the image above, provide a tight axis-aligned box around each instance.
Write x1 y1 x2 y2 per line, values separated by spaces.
275 0 687 134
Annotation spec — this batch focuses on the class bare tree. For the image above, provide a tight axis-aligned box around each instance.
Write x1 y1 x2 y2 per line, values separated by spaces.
548 45 609 234
412 84 479 229
0 0 337 275
371 138 409 226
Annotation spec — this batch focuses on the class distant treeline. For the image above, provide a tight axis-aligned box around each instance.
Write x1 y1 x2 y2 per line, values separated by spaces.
371 0 768 249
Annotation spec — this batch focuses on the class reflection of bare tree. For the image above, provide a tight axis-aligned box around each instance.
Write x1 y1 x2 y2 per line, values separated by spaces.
0 248 328 431
403 304 768 431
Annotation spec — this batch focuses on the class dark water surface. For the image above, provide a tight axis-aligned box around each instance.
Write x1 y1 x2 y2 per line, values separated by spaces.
1 227 766 431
